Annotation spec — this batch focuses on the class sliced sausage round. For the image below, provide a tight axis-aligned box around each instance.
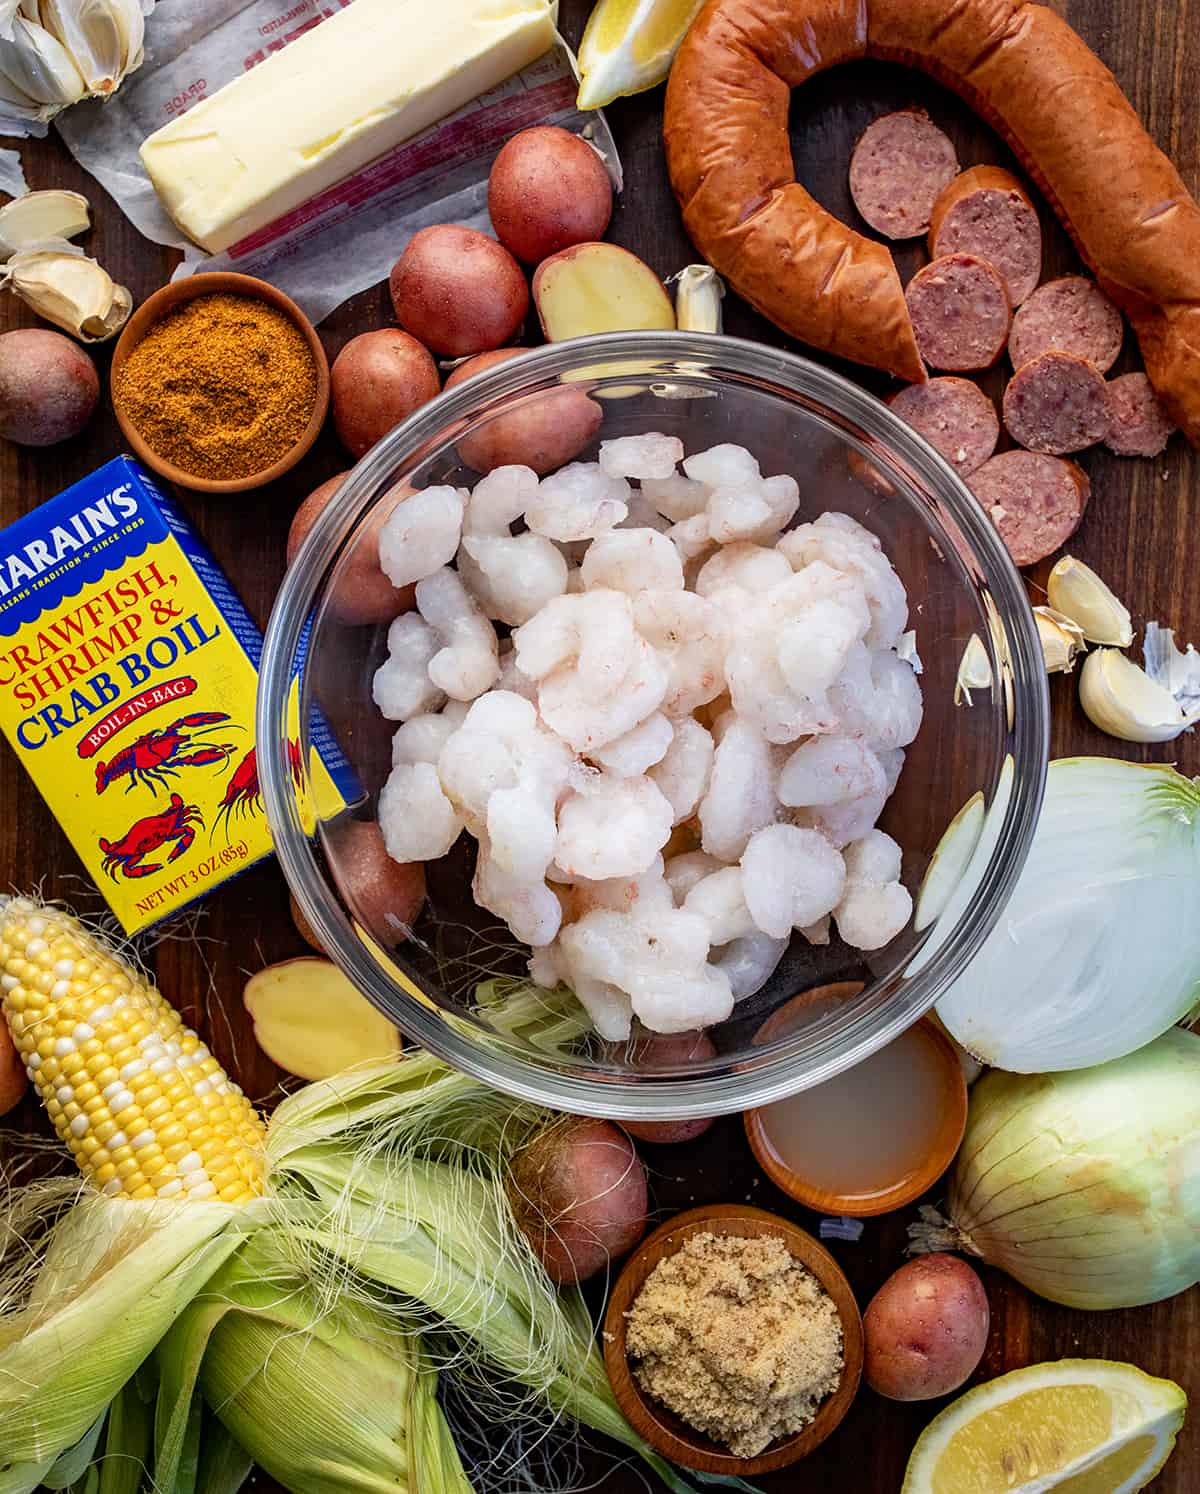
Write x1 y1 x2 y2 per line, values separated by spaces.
1103 372 1175 457
970 450 1090 566
928 165 1043 306
1002 350 1109 454
905 253 1012 372
849 110 959 241
1008 275 1124 371
888 377 1000 476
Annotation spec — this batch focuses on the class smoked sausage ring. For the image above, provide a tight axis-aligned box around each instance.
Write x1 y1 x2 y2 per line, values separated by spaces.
664 0 1200 445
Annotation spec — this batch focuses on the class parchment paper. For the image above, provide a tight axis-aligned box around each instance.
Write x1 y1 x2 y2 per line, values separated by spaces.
56 0 620 323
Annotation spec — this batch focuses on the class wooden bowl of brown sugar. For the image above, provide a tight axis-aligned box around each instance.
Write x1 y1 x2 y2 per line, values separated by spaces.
111 271 330 495
603 1204 864 1476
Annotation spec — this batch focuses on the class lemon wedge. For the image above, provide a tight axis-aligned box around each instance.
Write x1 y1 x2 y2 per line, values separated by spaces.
576 0 705 110
903 1360 1186 1494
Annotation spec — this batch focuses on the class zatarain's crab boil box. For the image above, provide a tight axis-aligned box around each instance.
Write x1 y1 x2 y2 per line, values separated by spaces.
0 456 352 933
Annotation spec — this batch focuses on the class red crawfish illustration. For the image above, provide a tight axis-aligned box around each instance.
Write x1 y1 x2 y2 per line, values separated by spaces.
99 794 203 879
211 739 303 842
94 712 241 795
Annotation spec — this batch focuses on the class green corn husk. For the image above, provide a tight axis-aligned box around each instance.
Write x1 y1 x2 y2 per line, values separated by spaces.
0 1188 254 1492
156 1235 473 1494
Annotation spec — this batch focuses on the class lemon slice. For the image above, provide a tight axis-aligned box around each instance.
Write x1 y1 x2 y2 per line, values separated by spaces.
903 1359 1186 1494
576 0 706 110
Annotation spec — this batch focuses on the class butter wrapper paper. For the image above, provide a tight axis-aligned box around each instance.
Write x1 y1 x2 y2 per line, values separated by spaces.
56 0 620 323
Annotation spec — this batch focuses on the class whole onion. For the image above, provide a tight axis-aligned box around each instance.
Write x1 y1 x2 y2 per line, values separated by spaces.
909 1026 1200 1310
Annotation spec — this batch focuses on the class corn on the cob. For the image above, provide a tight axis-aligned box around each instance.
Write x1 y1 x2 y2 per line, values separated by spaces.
0 896 266 1203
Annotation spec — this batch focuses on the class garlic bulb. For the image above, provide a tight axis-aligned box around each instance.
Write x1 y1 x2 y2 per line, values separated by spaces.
674 264 724 333
1079 647 1199 743
0 237 131 340
1032 605 1086 674
0 188 89 258
1046 555 1133 646
0 0 153 136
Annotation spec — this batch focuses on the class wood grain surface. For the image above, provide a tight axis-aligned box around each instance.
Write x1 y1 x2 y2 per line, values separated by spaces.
2 0 1198 1488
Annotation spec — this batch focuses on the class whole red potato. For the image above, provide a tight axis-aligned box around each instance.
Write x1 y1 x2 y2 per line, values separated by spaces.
287 473 414 626
446 348 602 475
331 819 426 946
507 1117 647 1283
616 1030 717 1143
390 226 528 357
864 1254 990 1401
331 329 440 458
0 329 98 446
488 126 613 264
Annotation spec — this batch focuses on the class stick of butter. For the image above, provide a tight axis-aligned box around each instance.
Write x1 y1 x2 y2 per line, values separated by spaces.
140 0 558 254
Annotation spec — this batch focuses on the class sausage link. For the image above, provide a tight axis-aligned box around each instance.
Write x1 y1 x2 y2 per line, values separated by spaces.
665 0 1200 441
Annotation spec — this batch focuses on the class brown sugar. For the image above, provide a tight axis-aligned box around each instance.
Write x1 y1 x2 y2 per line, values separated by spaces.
625 1231 843 1458
114 292 317 481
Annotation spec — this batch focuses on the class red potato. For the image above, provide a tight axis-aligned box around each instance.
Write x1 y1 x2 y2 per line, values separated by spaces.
331 329 441 458
864 1254 990 1401
445 348 603 474
390 226 529 357
0 328 98 446
532 242 675 340
289 890 324 952
287 473 414 626
615 1031 717 1144
0 1017 27 1116
244 957 402 1080
488 126 614 265
330 819 426 946
507 1117 648 1283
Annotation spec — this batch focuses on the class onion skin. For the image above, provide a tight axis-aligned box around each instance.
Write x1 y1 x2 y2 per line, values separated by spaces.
910 1027 1200 1310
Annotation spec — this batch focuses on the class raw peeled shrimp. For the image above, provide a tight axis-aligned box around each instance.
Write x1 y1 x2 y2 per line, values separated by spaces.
458 464 568 626
833 829 913 951
378 485 464 589
415 567 500 702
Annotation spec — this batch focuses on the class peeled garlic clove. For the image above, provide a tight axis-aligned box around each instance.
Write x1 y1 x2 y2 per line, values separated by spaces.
0 240 132 341
1046 555 1133 646
0 16 85 105
674 264 724 333
1078 647 1199 743
954 633 992 706
0 188 90 258
1033 605 1087 675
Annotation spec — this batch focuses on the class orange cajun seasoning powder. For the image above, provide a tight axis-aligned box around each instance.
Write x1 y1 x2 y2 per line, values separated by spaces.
114 292 318 481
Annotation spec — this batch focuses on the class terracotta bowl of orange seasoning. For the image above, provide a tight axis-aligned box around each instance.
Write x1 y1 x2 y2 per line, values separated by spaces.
111 271 330 495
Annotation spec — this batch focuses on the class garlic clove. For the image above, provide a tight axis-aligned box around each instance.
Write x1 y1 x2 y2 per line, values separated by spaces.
0 16 85 106
1078 647 1199 743
1046 555 1133 646
674 264 724 333
954 633 992 706
0 188 90 259
0 238 132 341
1033 605 1087 675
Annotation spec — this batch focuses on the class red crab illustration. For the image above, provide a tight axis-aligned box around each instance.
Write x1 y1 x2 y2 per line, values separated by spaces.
95 712 241 795
211 739 303 841
99 794 203 879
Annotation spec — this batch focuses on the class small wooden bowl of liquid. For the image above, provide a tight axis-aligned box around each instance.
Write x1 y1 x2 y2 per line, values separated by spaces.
603 1204 864 1475
745 989 968 1217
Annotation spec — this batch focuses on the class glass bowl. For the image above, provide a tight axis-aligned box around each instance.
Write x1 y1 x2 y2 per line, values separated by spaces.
259 333 1048 1120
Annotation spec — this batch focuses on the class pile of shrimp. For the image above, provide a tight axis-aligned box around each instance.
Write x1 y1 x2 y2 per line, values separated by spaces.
371 433 922 1039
